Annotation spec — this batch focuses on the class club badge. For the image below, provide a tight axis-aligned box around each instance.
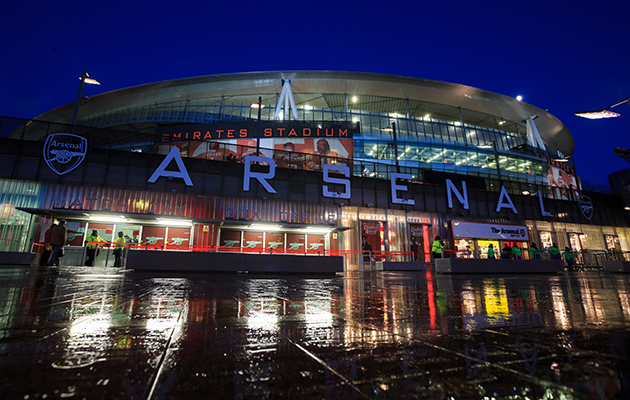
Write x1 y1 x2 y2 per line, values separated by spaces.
43 134 87 175
578 195 593 220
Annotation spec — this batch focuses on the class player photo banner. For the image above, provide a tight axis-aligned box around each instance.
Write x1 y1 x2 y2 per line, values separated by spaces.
156 121 359 142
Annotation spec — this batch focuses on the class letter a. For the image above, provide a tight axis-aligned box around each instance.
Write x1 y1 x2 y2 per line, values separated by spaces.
148 147 193 186
495 186 518 214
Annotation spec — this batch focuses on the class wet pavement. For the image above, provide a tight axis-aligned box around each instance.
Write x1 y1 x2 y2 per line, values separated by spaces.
1 267 630 399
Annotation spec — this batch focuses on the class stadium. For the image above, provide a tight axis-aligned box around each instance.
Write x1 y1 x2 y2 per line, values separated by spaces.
1 71 628 269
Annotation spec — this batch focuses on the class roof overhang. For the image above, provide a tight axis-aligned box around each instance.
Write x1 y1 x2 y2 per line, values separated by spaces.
18 208 352 232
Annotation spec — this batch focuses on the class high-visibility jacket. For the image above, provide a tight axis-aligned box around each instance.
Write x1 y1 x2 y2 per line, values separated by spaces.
488 247 495 258
529 247 540 258
86 235 106 249
114 236 126 249
548 246 560 255
512 246 522 257
432 240 444 254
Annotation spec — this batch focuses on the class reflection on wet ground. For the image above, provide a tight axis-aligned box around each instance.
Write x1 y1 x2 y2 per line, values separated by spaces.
1 267 630 399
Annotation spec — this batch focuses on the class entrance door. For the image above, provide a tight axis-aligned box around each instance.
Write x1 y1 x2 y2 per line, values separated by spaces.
409 224 430 262
360 221 386 261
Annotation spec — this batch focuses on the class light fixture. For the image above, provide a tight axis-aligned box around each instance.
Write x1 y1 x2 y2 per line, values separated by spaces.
89 215 128 223
522 191 530 195
625 207 630 211
250 103 265 108
380 127 393 132
83 77 101 85
305 227 332 233
575 97 629 119
516 95 523 101
352 96 358 103
424 114 430 118
158 218 193 227
478 144 493 149
248 223 282 231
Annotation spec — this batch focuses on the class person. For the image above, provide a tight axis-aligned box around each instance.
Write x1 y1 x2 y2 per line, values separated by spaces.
113 231 126 268
309 139 341 171
361 235 373 262
501 244 512 259
548 243 561 260
487 243 495 259
40 225 53 266
48 219 67 266
85 230 106 266
563 247 574 267
466 245 472 258
432 236 444 260
529 242 541 260
411 239 420 261
512 243 522 259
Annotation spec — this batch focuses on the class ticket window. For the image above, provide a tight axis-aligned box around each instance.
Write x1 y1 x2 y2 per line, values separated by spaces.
219 230 242 250
409 224 430 262
478 240 499 259
242 231 264 253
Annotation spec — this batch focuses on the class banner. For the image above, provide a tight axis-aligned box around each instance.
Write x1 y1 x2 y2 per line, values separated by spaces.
157 121 359 142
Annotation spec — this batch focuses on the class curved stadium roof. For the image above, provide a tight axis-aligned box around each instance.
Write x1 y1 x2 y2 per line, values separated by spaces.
23 71 574 156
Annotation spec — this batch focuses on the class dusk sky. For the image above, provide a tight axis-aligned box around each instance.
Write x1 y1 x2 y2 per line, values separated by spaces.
1 0 629 185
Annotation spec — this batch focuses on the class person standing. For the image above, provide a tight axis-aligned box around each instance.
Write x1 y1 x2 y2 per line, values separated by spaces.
512 243 522 260
501 244 512 259
361 235 373 263
113 231 126 267
432 236 444 261
487 243 495 259
85 230 106 266
529 243 541 260
411 240 420 261
563 247 574 268
47 220 67 266
548 243 561 260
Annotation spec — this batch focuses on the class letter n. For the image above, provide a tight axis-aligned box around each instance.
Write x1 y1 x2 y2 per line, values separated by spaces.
446 179 469 209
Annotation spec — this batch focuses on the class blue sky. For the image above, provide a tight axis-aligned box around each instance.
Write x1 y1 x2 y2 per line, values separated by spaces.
1 0 629 185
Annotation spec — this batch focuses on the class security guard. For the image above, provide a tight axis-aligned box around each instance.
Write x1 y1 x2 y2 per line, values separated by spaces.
432 235 444 261
85 230 106 266
113 231 126 267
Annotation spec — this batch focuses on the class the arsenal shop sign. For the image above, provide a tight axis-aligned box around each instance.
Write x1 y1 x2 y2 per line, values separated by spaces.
156 121 360 142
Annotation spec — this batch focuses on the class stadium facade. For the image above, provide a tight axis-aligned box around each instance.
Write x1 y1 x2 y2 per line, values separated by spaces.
1 71 628 269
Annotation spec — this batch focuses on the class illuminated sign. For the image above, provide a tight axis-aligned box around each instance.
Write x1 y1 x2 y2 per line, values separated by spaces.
452 221 529 240
43 133 87 175
157 121 360 142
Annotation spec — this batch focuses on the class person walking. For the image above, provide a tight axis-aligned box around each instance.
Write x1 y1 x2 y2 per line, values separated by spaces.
529 242 541 260
432 236 445 261
47 220 67 266
487 243 495 259
113 231 126 268
85 230 106 266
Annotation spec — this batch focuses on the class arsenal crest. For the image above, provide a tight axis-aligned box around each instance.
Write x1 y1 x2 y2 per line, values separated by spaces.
43 134 87 175
578 195 593 220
